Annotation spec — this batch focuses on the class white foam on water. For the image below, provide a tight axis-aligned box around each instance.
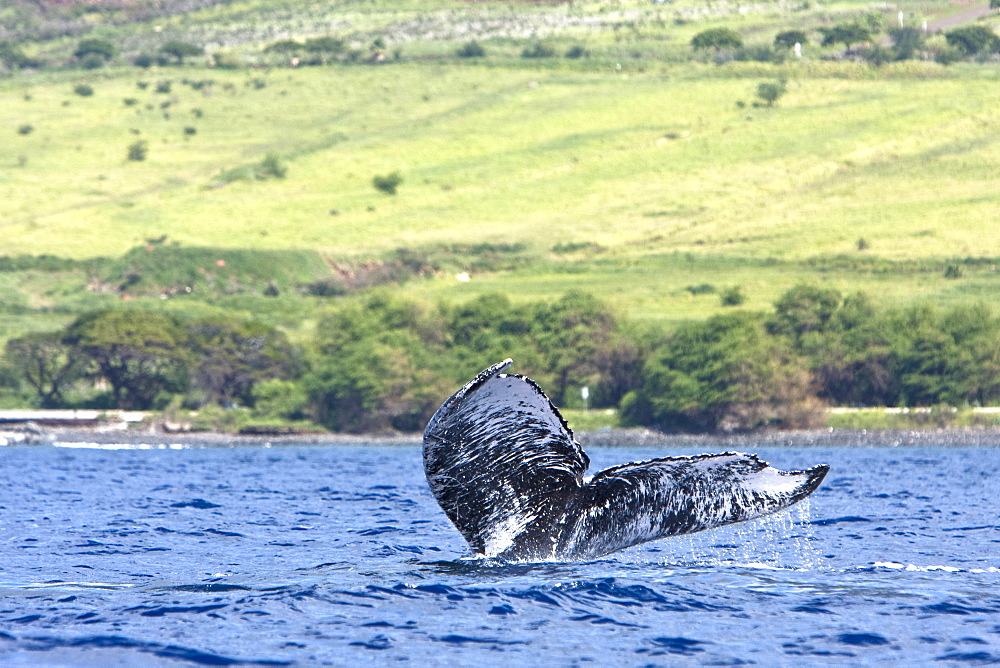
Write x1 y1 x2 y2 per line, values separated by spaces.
53 441 188 450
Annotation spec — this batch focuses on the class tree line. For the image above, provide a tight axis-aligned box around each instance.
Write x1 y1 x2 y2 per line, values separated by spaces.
2 285 998 433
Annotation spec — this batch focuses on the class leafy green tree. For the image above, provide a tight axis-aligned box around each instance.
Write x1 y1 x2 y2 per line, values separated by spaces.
691 28 743 50
818 23 872 49
252 379 309 421
74 38 116 63
774 30 808 49
187 317 301 406
889 27 925 60
944 25 1000 55
755 80 787 107
64 310 190 410
621 312 818 432
160 40 204 64
306 293 451 432
529 291 619 407
768 284 842 338
4 332 86 407
800 302 900 406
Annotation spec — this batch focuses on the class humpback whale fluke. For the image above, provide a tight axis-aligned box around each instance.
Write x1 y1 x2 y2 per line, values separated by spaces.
423 359 829 561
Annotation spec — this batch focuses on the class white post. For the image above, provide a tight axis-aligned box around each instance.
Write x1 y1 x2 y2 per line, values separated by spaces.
898 11 904 27
794 42 802 58
581 386 589 411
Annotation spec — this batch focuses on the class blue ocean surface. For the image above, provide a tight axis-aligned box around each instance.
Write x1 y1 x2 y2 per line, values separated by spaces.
1 430 999 666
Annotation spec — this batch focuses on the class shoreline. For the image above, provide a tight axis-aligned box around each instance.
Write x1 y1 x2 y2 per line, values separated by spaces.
3 423 1000 449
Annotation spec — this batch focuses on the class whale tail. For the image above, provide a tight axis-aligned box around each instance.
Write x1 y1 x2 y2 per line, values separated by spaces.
423 360 829 561
557 454 828 560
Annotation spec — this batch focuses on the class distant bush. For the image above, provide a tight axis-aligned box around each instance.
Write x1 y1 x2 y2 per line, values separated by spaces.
73 83 94 97
774 30 808 49
456 40 485 58
160 40 204 64
123 97 138 106
685 283 716 295
133 53 155 68
735 45 784 63
756 80 787 107
183 126 197 136
720 285 745 306
565 45 590 59
818 23 872 50
856 44 892 66
306 277 349 297
691 28 743 50
888 27 925 60
522 42 557 58
934 45 965 65
80 53 105 70
127 140 148 161
74 38 116 63
17 124 33 135
551 241 604 254
264 40 303 54
303 36 344 54
155 80 172 94
211 51 242 69
372 172 403 194
254 153 287 180
944 25 1000 55
0 41 37 69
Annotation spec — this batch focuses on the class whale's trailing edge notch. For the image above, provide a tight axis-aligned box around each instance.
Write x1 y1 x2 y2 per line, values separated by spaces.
423 360 828 561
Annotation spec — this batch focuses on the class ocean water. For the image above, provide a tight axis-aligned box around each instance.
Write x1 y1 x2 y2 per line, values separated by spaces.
1 430 999 666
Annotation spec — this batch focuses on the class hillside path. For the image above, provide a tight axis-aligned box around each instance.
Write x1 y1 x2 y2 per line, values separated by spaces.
925 2 994 31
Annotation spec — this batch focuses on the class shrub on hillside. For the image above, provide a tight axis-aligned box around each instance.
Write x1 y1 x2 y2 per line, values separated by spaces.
0 41 38 69
74 38 116 63
889 27 925 60
691 28 743 50
80 53 105 70
774 30 808 49
944 25 1000 55
211 51 242 69
756 80 787 106
160 40 204 64
818 23 872 50
372 172 402 194
254 153 286 179
565 45 590 59
720 285 745 306
73 83 94 97
17 124 33 135
127 140 148 161
522 41 556 58
735 45 784 63
456 40 485 58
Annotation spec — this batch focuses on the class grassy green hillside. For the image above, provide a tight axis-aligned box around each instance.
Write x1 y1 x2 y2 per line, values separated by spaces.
1 0 999 344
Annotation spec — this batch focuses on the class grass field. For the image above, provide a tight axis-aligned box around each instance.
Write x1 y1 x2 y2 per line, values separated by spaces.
1 0 999 345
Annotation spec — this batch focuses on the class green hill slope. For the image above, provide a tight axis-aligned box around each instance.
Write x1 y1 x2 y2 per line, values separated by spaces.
1 0 999 340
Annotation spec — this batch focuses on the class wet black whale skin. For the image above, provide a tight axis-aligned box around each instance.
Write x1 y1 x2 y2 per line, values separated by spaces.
423 360 829 561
